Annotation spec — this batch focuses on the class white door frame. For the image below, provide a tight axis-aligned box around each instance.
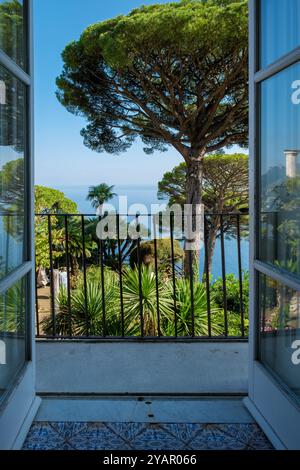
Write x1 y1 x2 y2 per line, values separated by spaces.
245 0 300 450
0 0 40 450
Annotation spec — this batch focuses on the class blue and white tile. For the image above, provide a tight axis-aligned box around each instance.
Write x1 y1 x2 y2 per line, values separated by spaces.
23 423 65 450
242 433 274 450
67 423 130 450
50 422 88 439
159 423 201 444
104 422 147 441
129 424 186 450
22 421 273 451
188 425 248 450
217 424 273 449
55 442 76 450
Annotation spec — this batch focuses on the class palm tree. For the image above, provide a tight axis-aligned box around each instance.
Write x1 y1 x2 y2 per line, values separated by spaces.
86 183 116 214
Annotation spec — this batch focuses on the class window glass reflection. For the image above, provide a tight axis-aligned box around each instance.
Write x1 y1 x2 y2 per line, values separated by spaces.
0 0 25 69
260 62 300 277
0 277 26 398
260 0 300 68
0 65 25 279
260 274 300 402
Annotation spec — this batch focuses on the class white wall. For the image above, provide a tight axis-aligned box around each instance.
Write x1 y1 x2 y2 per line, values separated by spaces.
36 341 248 395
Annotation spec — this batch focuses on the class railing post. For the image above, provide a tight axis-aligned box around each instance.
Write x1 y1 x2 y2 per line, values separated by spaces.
99 217 106 338
170 212 178 337
34 259 40 337
204 215 212 337
81 215 89 336
47 215 56 337
236 214 245 337
153 214 161 337
64 215 72 337
116 214 125 337
136 214 144 337
220 214 228 337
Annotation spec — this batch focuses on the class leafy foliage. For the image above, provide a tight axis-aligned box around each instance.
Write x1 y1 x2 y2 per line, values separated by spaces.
0 158 24 240
41 265 241 338
0 280 25 334
211 272 249 335
129 238 184 273
158 153 249 271
35 186 78 269
35 186 78 214
86 183 116 211
122 266 174 336
56 0 248 274
158 153 248 212
0 1 25 155
56 0 248 185
0 0 24 67
162 278 224 336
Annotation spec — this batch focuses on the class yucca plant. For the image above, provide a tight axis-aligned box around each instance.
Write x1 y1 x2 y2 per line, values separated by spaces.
42 268 120 336
122 266 174 336
162 278 224 337
41 265 235 338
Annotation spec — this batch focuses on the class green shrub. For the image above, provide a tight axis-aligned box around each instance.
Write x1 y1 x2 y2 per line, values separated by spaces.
211 272 249 336
162 278 224 337
211 272 249 315
130 238 183 274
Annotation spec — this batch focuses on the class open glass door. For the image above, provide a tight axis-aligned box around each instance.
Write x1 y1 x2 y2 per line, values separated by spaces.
0 0 38 449
247 0 300 450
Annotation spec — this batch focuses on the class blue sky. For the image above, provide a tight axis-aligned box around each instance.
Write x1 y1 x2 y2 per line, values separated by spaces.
34 0 242 188
34 0 183 188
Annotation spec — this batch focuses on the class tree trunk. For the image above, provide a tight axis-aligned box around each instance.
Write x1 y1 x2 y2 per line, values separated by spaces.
202 219 219 282
184 152 205 279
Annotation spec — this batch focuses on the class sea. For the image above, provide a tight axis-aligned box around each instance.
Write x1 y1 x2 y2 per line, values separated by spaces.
57 184 249 280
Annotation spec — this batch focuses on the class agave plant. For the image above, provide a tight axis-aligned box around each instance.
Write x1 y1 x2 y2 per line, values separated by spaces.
162 278 224 337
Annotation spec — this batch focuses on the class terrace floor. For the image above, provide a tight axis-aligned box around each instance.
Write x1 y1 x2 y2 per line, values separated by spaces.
22 397 273 450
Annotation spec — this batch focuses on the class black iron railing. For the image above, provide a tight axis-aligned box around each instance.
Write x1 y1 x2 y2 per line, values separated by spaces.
35 212 249 340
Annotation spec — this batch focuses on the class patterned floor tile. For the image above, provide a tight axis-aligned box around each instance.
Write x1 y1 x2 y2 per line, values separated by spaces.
22 421 273 451
55 442 76 450
50 422 88 439
104 422 148 441
129 423 187 450
67 423 130 450
23 423 66 450
217 424 274 450
159 423 202 444
187 424 248 450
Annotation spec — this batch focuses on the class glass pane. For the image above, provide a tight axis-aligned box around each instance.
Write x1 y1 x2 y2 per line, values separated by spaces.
260 0 300 68
260 274 300 403
0 278 26 399
0 0 25 69
260 62 300 277
0 65 25 279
